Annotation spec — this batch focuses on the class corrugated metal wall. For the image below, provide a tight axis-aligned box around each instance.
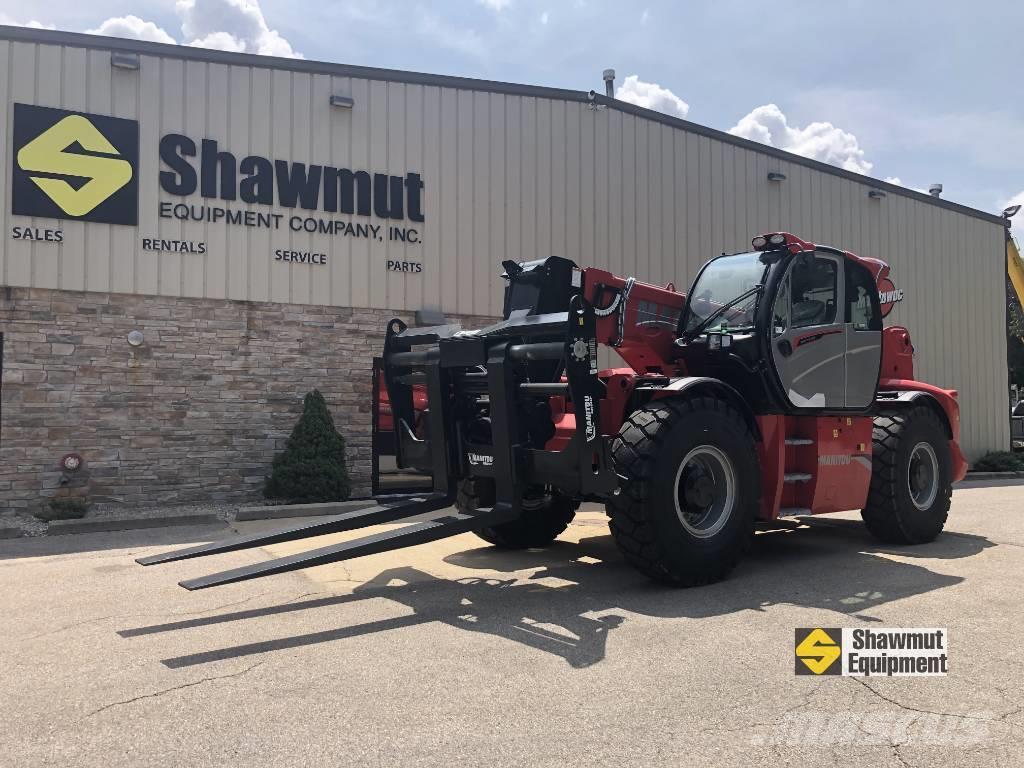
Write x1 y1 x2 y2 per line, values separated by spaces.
0 37 1010 457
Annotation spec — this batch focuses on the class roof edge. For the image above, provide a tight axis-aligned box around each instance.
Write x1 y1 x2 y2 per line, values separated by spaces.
0 25 1006 227
590 94 1006 227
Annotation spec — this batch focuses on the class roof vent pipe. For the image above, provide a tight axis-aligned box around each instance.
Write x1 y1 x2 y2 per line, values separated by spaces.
928 183 943 198
603 69 615 98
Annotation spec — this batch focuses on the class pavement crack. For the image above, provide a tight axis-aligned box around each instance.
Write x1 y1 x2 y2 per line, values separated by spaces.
83 661 264 719
891 744 912 768
20 593 271 642
850 677 1020 729
164 592 269 618
22 615 122 641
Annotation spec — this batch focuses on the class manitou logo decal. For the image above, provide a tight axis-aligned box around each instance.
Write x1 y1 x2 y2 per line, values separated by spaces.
467 452 494 467
583 395 597 442
12 104 139 224
877 277 904 318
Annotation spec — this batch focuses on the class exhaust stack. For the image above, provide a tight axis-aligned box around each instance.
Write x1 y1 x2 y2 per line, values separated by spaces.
603 68 615 98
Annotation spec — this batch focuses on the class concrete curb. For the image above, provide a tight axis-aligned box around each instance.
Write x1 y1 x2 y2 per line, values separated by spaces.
0 527 23 539
962 471 1024 480
47 514 225 536
235 499 376 521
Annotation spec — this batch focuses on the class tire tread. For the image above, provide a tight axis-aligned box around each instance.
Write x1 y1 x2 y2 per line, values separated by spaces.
606 396 758 586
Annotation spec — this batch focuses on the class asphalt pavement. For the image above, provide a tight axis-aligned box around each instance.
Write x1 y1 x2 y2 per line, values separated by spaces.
2 480 1022 767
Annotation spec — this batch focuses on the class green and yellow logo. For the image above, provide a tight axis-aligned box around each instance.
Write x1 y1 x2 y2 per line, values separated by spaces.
12 103 138 225
795 627 842 675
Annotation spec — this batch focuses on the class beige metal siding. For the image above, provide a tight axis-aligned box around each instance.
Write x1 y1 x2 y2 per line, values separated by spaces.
0 38 1010 457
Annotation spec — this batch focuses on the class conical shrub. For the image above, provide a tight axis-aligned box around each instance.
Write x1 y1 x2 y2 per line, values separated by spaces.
264 389 351 503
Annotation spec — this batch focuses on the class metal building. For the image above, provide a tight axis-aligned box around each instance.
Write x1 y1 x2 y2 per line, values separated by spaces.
0 26 1009 513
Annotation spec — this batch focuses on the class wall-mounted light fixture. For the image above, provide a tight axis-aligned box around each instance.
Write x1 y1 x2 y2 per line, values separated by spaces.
111 52 140 70
1003 204 1021 220
868 189 887 200
767 171 786 182
60 453 83 472
127 330 145 347
329 95 355 109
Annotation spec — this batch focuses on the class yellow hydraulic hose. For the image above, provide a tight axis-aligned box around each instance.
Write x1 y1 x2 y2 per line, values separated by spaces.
1009 235 1024 307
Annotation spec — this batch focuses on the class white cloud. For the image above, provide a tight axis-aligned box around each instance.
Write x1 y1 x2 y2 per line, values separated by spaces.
478 0 512 10
884 176 929 194
417 11 486 58
83 1 301 58
640 9 650 24
540 11 549 24
0 13 54 29
614 75 689 119
86 15 176 45
176 0 301 57
729 103 872 175
187 30 246 52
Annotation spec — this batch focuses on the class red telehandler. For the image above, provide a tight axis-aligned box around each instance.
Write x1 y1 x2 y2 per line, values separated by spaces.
140 232 966 588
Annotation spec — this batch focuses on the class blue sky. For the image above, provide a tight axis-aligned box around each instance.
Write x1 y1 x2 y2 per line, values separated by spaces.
3 0 1022 213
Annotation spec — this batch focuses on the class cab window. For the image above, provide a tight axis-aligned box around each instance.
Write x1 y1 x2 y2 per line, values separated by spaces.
772 272 790 337
790 256 837 328
845 261 882 331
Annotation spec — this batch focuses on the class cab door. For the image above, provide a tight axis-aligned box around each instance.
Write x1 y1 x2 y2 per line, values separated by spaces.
843 259 883 408
770 252 846 409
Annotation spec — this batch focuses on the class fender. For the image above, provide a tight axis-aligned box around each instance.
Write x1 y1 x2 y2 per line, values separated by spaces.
876 379 968 481
641 376 762 441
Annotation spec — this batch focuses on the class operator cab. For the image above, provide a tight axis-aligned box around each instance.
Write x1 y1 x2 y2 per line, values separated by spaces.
675 233 883 414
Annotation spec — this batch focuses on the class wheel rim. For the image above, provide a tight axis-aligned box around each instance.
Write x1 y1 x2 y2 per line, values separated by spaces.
673 445 736 538
908 441 939 511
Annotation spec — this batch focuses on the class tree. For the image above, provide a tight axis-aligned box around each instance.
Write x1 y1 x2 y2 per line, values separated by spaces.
264 389 351 503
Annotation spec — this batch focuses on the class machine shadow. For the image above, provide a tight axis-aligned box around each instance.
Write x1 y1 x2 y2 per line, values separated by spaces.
0 522 231 560
146 518 992 670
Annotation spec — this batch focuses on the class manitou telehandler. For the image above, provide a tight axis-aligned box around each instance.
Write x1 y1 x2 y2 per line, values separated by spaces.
141 232 966 588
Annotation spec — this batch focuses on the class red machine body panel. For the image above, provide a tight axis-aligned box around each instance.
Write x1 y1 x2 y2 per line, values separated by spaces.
755 414 873 519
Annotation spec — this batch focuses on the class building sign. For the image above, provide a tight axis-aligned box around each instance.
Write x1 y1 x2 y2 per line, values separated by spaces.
158 136 424 222
11 103 139 225
9 104 424 257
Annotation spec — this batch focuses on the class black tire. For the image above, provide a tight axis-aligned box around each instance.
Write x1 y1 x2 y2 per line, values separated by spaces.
861 405 951 544
457 478 578 549
605 396 760 586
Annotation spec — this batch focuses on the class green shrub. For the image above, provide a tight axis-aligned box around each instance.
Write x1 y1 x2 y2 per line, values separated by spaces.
972 451 1024 472
36 497 88 521
264 389 351 503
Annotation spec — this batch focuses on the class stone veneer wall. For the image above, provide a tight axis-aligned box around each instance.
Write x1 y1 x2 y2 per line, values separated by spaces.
0 286 494 516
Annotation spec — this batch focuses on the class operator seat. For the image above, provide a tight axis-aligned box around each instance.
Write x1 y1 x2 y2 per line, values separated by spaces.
792 299 826 326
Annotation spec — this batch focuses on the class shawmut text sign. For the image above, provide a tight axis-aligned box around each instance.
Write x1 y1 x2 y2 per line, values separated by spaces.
159 135 423 220
156 135 424 245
